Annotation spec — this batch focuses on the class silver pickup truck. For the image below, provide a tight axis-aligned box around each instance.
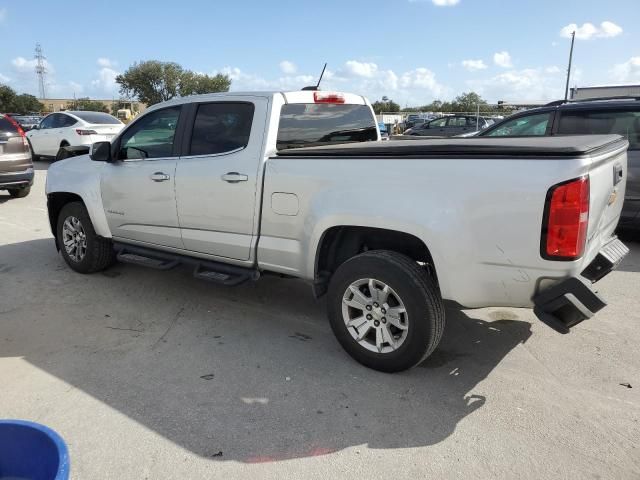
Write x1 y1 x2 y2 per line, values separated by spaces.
46 90 629 372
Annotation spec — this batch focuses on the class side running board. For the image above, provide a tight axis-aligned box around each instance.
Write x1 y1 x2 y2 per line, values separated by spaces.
114 242 259 286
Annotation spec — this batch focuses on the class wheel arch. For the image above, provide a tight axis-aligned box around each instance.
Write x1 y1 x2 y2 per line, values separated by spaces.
313 225 439 297
47 192 84 246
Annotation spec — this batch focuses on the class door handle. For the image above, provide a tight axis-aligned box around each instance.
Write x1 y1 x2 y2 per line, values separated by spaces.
150 172 170 182
221 172 248 183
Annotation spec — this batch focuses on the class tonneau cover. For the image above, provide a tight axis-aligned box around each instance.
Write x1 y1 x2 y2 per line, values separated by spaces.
276 134 627 158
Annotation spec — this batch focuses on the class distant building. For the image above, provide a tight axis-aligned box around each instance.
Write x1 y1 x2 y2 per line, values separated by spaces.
570 84 640 100
40 98 147 114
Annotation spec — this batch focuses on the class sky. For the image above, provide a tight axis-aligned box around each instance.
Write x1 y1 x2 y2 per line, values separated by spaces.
1 0 639 106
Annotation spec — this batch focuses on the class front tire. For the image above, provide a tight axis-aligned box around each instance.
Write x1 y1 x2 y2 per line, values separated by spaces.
27 139 41 161
8 186 31 198
56 202 116 273
327 250 445 372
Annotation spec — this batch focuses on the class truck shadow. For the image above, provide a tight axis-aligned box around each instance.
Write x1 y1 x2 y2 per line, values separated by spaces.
1 238 532 463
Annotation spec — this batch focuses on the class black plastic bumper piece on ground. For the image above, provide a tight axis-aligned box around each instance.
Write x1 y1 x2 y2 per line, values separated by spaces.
534 238 629 334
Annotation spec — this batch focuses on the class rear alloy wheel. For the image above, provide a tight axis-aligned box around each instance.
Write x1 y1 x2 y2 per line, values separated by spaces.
328 250 445 372
56 202 116 273
341 278 410 354
8 186 31 198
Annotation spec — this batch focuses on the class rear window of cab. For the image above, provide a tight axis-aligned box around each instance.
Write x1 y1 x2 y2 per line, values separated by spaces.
277 103 377 150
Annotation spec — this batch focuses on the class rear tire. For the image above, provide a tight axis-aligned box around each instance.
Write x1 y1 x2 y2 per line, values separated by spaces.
327 250 445 372
55 147 71 161
8 186 31 198
56 202 116 273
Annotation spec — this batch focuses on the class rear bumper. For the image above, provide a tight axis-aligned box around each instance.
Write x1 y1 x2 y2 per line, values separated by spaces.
533 237 629 333
0 168 34 188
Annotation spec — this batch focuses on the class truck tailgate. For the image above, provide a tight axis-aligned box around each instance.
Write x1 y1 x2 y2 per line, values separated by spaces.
582 137 628 262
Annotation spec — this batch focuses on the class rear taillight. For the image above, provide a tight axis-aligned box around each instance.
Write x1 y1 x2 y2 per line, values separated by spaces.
541 176 590 260
4 115 25 137
76 129 98 136
313 92 345 104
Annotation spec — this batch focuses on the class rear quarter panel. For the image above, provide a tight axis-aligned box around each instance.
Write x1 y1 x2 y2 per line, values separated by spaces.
258 147 627 308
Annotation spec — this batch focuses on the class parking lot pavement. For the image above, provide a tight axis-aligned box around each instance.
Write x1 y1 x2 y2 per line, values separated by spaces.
1 162 639 479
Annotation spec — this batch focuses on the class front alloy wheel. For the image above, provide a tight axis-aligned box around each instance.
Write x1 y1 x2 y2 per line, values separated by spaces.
62 215 87 262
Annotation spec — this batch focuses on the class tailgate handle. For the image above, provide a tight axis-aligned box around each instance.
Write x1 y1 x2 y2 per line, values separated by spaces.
613 163 623 186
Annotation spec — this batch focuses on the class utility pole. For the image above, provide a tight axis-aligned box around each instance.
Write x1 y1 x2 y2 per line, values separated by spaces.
34 43 47 100
564 31 575 101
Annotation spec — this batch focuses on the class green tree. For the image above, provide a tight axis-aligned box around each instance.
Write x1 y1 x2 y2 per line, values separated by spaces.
179 71 231 96
69 98 109 112
450 91 488 112
0 84 17 111
372 98 400 114
14 94 44 113
116 60 231 106
0 85 44 113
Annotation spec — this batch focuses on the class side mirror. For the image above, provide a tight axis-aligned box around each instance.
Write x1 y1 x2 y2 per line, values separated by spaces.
91 141 113 162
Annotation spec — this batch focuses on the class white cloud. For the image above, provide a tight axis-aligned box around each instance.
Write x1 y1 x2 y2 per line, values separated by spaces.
12 56 54 75
493 51 512 68
97 57 116 68
218 61 447 106
0 72 10 83
68 81 84 95
88 58 120 95
91 67 119 95
545 66 561 74
560 21 623 40
461 59 487 71
279 60 297 74
469 67 564 103
344 60 379 78
611 56 640 82
431 0 460 6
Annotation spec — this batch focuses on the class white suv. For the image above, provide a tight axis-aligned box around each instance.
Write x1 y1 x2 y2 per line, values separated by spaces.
27 111 124 160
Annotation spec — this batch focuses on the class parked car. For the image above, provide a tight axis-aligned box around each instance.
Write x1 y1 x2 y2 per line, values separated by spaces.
27 111 124 161
0 113 33 198
46 90 629 372
475 97 640 229
378 122 390 141
404 115 492 137
10 115 42 132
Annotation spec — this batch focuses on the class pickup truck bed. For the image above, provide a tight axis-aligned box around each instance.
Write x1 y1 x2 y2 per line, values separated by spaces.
275 135 626 157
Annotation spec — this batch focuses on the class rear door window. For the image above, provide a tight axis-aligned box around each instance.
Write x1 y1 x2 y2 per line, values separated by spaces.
60 115 77 127
189 102 254 155
484 112 551 136
557 109 640 150
428 118 447 128
277 104 377 150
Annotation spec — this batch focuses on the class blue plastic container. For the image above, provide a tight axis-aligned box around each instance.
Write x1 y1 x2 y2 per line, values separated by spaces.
0 420 69 480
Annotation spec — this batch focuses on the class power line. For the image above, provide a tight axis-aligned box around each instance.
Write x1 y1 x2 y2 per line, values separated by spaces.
35 43 47 100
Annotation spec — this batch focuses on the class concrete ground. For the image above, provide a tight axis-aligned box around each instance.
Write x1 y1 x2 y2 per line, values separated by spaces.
1 163 639 479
